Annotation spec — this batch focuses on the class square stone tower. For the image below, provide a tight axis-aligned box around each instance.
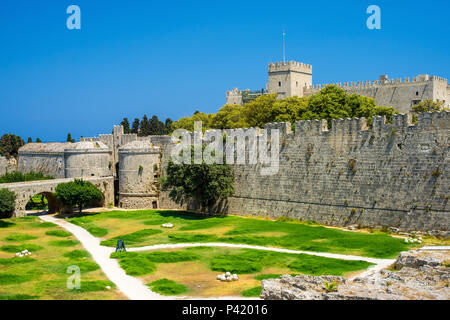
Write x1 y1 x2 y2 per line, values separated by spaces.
268 61 313 99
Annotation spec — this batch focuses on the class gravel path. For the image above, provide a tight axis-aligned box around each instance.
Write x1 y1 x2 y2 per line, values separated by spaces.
40 215 396 300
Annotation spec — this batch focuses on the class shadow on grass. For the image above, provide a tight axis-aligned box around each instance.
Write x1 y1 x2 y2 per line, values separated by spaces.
0 220 16 228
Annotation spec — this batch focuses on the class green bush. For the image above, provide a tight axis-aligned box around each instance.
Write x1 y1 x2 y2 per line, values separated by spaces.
63 249 91 260
45 230 72 237
147 278 187 295
0 244 43 253
55 179 103 214
0 171 54 183
48 240 80 247
0 188 16 218
4 233 38 242
118 255 156 276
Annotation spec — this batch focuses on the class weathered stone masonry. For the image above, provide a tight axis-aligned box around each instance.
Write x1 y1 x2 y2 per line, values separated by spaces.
159 112 449 231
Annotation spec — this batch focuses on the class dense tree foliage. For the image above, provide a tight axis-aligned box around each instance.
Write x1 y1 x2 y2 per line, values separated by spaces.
55 179 103 214
121 115 173 136
0 188 16 218
0 134 24 158
411 99 444 113
120 118 131 134
171 85 398 131
160 147 234 214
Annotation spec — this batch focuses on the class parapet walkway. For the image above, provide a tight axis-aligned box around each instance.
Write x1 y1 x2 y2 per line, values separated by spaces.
40 215 396 300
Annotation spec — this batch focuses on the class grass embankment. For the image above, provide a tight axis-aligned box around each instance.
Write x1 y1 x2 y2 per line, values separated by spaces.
69 209 413 258
109 246 373 298
0 216 125 300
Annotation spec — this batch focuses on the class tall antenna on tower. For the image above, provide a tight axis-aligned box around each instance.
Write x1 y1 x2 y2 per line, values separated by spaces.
282 29 286 63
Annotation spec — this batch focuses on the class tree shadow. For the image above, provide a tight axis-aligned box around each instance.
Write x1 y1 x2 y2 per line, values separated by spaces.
0 220 16 228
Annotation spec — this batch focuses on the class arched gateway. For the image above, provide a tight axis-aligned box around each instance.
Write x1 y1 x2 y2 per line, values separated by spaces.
1 176 114 217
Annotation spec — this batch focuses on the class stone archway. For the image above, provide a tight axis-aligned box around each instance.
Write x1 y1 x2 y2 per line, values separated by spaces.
25 192 61 214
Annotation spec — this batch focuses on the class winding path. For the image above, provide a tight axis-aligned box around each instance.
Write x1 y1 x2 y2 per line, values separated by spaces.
39 215 395 300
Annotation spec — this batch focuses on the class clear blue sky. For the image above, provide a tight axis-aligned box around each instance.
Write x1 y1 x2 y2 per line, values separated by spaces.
0 0 448 142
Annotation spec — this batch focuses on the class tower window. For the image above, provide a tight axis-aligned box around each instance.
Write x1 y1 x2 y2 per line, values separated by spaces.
278 81 281 87
416 91 419 96
296 81 298 87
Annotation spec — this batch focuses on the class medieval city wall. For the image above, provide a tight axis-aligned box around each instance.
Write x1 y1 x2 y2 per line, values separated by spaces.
159 111 449 231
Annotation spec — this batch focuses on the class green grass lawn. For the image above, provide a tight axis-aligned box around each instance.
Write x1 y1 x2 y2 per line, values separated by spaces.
109 246 373 297
0 216 125 300
69 209 413 258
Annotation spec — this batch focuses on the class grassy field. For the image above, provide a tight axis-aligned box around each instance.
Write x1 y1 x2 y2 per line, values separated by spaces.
109 246 374 297
0 216 125 300
69 209 414 258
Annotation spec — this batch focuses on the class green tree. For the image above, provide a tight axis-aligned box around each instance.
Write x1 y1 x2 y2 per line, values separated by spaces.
412 99 444 113
36 138 42 143
271 96 309 123
55 179 103 214
0 134 24 158
172 112 215 132
164 118 174 134
306 85 352 121
148 115 165 135
0 188 16 218
27 137 32 144
66 133 75 143
242 93 278 128
131 118 140 134
121 118 131 133
139 115 150 136
211 104 248 129
160 148 234 215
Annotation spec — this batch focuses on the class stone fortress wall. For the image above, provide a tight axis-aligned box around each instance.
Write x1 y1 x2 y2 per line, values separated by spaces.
11 110 450 232
158 111 450 232
0 156 17 175
226 60 450 114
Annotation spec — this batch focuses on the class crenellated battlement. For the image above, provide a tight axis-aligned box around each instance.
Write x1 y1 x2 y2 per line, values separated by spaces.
303 74 448 93
268 61 312 74
175 111 449 144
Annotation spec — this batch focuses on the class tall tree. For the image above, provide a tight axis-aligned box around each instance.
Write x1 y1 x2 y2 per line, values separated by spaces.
140 115 150 136
131 118 140 134
66 133 75 143
164 118 173 134
121 118 131 133
36 138 42 143
0 134 24 158
149 115 165 135
27 137 32 144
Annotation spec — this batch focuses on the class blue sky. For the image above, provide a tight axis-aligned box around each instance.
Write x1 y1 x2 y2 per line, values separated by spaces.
0 0 448 142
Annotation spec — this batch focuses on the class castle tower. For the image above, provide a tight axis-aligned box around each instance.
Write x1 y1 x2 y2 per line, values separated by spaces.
118 141 161 209
267 61 313 99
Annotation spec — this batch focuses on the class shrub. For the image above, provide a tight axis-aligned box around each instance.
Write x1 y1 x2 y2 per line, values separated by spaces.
0 188 16 218
4 233 37 242
55 179 103 214
63 249 91 260
323 281 338 292
147 279 187 295
45 230 72 237
0 171 54 183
